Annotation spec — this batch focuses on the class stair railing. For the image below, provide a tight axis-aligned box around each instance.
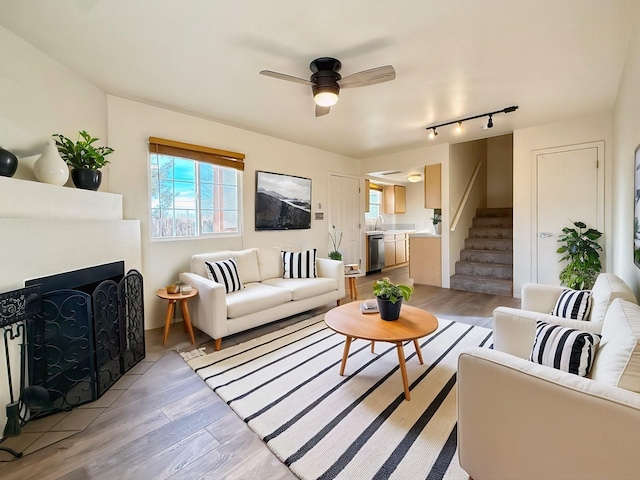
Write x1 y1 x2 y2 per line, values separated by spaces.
450 160 482 232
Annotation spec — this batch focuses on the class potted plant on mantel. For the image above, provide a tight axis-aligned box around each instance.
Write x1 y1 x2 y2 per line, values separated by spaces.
53 131 114 191
373 277 413 321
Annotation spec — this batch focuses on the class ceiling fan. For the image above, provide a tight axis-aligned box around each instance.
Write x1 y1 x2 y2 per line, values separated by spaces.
260 57 396 117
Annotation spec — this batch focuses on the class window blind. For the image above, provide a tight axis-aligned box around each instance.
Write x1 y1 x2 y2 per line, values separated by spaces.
148 137 245 171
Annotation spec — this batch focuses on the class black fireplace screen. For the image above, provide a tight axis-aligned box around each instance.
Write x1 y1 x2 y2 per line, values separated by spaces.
1 268 145 458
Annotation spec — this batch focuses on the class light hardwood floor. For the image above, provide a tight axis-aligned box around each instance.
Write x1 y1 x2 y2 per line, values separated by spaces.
0 265 519 479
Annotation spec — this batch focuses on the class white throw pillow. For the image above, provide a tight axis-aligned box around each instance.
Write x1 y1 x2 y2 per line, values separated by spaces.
282 249 317 279
590 298 640 393
205 258 243 293
529 321 601 377
551 289 592 321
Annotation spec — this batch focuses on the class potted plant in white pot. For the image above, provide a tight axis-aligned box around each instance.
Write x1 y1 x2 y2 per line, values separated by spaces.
53 131 114 191
373 277 413 320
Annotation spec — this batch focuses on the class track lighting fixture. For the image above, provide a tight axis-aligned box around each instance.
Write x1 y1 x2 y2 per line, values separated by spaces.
425 105 518 139
485 115 493 129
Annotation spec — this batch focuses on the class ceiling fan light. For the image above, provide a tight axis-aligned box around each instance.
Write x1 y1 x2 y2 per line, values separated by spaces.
407 174 422 183
314 91 338 107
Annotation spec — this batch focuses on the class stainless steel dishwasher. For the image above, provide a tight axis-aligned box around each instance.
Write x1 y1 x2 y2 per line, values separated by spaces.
367 233 385 273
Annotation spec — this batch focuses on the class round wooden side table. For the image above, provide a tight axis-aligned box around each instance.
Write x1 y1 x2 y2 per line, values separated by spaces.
156 288 198 346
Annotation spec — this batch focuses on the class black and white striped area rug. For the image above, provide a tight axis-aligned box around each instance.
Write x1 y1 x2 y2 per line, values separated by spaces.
187 315 492 480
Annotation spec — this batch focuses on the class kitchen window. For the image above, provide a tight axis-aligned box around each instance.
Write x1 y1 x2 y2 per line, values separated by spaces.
365 185 383 219
148 137 244 239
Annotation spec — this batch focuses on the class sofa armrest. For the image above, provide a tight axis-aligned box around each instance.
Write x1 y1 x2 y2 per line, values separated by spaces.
458 347 640 480
520 282 565 312
179 272 228 340
493 307 603 358
316 258 346 298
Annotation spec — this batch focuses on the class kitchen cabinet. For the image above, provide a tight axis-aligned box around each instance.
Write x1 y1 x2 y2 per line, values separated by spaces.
409 236 441 286
384 232 409 267
364 179 370 212
424 163 441 209
383 185 406 214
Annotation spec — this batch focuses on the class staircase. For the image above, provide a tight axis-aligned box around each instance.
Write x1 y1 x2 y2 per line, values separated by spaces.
450 207 513 296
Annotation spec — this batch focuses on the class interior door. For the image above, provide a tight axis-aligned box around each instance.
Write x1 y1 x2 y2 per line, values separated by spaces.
534 142 603 285
329 174 361 267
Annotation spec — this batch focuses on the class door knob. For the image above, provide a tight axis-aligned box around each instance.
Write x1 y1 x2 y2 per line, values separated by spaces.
539 232 551 238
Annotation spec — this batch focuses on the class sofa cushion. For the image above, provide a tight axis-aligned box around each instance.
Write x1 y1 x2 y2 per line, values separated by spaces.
551 289 592 321
282 249 317 279
257 247 283 280
590 298 640 393
191 250 232 278
529 321 601 377
225 283 292 318
205 258 243 293
262 277 337 301
590 273 637 323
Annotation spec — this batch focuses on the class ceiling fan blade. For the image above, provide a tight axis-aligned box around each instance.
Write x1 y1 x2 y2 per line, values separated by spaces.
259 70 314 86
338 65 396 88
315 105 331 117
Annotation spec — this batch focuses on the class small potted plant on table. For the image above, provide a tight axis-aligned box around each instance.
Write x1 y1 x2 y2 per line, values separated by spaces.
373 277 413 321
53 130 114 191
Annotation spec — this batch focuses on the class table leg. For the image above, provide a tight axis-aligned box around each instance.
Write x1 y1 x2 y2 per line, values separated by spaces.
413 339 424 364
348 277 358 300
339 336 353 376
180 299 196 345
371 341 375 353
396 342 410 401
162 300 175 346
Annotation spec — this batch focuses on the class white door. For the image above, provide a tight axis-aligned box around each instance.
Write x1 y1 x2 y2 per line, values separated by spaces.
534 142 603 285
329 174 361 267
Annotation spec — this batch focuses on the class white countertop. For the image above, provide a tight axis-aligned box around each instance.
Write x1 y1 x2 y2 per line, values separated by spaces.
409 232 441 238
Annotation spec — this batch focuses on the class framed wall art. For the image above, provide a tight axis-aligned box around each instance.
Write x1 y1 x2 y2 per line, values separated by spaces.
255 171 311 230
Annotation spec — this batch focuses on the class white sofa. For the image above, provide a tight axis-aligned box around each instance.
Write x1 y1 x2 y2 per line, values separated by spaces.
180 247 345 350
458 274 640 480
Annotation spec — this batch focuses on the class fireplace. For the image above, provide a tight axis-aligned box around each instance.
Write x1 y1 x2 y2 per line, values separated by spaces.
0 261 145 458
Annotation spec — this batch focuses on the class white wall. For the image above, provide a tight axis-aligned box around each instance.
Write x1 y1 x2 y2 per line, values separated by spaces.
487 134 513 208
512 113 613 295
0 26 108 188
448 140 488 278
107 96 360 329
612 13 640 293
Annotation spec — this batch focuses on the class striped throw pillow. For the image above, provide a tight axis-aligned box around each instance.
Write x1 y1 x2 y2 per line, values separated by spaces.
282 249 317 279
530 321 601 377
552 289 592 320
205 258 243 293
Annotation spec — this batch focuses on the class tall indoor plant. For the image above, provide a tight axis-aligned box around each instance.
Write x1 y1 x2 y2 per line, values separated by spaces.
557 220 603 290
53 131 114 190
328 225 343 261
373 277 413 320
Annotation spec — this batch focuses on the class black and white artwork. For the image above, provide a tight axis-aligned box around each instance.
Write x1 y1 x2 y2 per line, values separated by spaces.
255 171 311 230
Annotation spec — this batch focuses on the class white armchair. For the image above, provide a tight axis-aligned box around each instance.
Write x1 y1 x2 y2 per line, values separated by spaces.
458 274 640 480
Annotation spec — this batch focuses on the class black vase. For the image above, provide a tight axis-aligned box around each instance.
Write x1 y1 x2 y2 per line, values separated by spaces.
0 147 18 177
377 297 402 321
71 168 102 191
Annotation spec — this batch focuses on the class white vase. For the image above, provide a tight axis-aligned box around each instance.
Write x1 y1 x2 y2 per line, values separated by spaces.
34 140 69 186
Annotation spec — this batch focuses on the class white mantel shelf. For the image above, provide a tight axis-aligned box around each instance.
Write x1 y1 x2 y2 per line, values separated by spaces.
0 176 122 220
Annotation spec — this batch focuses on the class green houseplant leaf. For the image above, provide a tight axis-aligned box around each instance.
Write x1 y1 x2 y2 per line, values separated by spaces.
373 277 413 304
52 130 114 170
556 220 603 290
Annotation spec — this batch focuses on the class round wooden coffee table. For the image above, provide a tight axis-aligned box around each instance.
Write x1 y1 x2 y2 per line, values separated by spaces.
324 302 438 401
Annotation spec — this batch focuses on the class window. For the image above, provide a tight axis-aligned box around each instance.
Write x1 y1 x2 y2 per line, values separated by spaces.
365 185 383 219
148 137 244 239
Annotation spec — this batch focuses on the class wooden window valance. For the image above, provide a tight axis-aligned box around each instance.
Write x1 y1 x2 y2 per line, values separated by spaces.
369 182 384 192
148 137 245 171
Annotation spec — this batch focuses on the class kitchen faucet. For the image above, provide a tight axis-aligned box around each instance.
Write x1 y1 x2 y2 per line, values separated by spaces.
374 215 384 230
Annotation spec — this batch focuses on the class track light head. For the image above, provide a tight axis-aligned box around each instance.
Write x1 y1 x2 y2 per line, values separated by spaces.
456 122 463 133
485 115 493 129
428 128 438 139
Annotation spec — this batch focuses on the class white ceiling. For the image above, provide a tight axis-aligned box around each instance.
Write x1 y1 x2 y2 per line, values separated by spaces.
0 0 636 162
